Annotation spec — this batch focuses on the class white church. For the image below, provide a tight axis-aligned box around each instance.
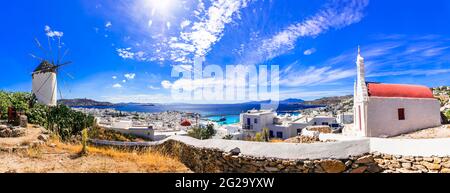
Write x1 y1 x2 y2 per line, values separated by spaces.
345 47 441 137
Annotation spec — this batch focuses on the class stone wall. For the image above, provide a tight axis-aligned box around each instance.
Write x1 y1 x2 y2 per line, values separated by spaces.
154 140 381 173
90 137 450 173
373 152 450 173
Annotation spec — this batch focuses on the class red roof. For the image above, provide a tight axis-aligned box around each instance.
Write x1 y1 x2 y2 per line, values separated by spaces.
367 83 434 99
180 119 192 127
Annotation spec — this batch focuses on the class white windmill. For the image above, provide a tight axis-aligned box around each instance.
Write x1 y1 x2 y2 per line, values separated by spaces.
30 27 72 106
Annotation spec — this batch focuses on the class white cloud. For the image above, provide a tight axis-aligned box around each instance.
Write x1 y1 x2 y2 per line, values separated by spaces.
303 48 317 55
180 20 191 29
102 94 170 104
124 73 136 80
122 80 127 83
161 80 173 89
112 83 122 88
44 25 64 38
249 0 369 63
117 48 135 59
148 20 153 27
367 69 450 78
116 48 147 61
179 0 250 57
116 0 252 64
290 35 450 87
112 76 117 79
105 21 112 28
148 85 160 90
280 66 355 87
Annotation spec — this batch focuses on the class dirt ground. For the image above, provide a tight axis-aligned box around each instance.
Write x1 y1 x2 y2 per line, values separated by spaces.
393 124 450 139
0 124 190 173
0 125 42 148
0 144 191 173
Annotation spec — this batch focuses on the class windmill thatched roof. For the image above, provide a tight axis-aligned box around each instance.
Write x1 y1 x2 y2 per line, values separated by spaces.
33 60 56 74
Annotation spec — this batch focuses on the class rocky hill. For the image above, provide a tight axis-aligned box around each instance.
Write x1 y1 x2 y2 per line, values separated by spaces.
433 86 450 123
303 95 353 115
58 98 113 107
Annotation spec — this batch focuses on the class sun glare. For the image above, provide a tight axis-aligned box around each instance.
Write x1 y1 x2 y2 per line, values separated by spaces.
142 0 176 17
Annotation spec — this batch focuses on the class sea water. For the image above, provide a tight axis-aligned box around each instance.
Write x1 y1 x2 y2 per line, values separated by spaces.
80 103 323 125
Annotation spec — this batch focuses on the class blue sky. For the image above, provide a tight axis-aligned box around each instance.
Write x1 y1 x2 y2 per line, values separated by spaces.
1 0 450 103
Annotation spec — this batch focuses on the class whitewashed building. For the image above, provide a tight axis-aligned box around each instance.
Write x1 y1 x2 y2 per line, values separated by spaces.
102 120 155 140
347 47 441 137
337 113 354 124
240 110 337 139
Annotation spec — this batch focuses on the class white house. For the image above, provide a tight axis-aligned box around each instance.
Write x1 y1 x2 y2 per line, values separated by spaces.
309 116 337 126
241 110 276 132
337 113 354 124
346 47 441 137
105 120 155 140
240 110 337 139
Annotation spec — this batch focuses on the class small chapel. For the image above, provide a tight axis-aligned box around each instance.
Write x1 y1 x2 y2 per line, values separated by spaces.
346 47 441 137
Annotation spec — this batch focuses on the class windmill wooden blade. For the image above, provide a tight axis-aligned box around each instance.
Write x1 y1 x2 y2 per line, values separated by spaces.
60 68 75 79
58 86 63 100
60 49 70 63
55 61 72 68
34 38 49 58
29 53 45 62
47 36 53 64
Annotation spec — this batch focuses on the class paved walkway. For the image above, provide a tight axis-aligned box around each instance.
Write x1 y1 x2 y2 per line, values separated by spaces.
91 135 370 160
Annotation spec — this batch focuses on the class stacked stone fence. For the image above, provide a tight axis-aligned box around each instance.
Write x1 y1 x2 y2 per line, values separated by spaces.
89 136 450 173
370 138 450 173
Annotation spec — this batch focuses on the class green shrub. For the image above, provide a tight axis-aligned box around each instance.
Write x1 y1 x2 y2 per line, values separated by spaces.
188 123 216 140
254 132 263 142
222 134 233 140
47 104 95 141
81 128 89 155
88 126 139 142
0 91 32 119
0 91 95 141
252 128 270 142
27 103 48 126
445 110 450 120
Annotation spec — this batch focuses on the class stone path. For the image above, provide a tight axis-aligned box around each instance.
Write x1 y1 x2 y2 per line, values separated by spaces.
0 125 43 148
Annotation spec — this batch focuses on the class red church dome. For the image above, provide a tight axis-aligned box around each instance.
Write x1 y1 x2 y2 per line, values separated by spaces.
367 83 435 99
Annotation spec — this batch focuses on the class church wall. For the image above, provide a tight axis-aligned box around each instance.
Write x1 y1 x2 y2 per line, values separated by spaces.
32 72 57 106
349 101 367 137
366 97 441 137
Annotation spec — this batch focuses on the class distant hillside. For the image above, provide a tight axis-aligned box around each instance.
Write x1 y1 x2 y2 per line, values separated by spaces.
58 98 113 107
299 95 354 115
280 98 305 104
115 102 155 106
242 98 305 105
304 95 353 106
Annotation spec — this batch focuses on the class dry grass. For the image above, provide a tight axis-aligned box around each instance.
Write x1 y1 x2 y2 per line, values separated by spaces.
269 139 284 143
1 137 190 173
48 138 190 173
25 146 43 159
1 124 189 173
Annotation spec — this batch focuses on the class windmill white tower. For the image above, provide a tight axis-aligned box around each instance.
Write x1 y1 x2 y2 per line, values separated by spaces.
30 32 72 106
32 61 58 106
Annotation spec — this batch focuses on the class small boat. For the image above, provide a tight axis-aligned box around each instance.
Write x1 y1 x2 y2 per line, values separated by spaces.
219 117 227 122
